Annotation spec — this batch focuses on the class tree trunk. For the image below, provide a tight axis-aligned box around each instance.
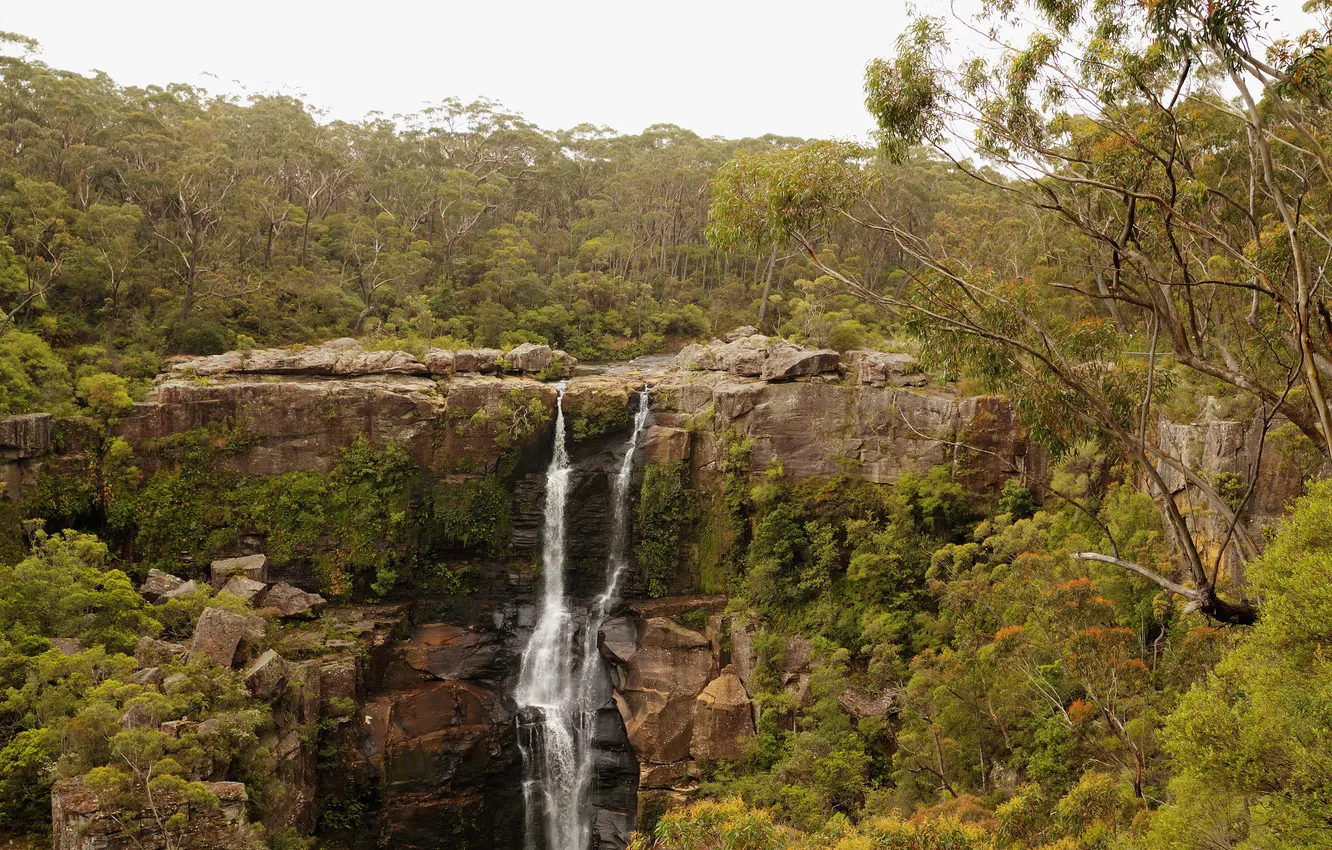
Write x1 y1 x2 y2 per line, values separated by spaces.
757 247 777 328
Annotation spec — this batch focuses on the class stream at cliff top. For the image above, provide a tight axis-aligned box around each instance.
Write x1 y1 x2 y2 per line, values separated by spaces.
516 386 652 850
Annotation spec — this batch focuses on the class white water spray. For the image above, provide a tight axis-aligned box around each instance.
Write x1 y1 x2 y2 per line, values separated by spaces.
517 386 652 850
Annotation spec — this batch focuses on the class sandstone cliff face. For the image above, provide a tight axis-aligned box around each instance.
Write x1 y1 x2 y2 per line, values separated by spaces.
652 370 1042 492
1153 405 1332 585
596 596 754 822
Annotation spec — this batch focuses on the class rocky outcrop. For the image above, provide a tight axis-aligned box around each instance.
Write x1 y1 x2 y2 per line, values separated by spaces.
211 554 268 587
189 607 266 667
167 339 430 378
454 348 503 373
139 568 186 601
690 668 754 761
760 347 840 382
264 581 328 618
0 411 53 457
1153 403 1332 583
397 623 507 682
596 598 750 830
656 370 1042 492
679 335 842 382
503 343 554 373
359 616 524 850
424 348 456 376
615 617 714 764
842 350 925 387
52 776 254 850
641 426 690 464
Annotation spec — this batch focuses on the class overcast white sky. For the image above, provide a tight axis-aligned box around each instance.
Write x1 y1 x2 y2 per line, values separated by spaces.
3 0 1320 141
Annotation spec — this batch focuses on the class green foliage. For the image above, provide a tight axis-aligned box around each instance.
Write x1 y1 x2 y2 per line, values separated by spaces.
0 330 72 416
998 479 1039 520
1150 482 1332 848
431 475 509 554
568 391 631 442
75 372 134 421
111 431 423 598
637 462 697 597
0 527 157 654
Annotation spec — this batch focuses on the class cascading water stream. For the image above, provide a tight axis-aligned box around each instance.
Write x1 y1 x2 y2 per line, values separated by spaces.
516 386 652 850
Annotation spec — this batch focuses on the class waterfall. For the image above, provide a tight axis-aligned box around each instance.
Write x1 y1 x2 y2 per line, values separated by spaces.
517 386 651 850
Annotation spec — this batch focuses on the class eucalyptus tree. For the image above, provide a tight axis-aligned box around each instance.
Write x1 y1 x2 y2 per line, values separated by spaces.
707 0 1332 623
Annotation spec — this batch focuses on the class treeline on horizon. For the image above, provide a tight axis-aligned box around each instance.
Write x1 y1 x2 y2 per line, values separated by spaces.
0 31 948 417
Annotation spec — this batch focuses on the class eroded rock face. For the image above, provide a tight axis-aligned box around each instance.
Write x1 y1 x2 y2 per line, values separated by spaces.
657 371 1046 492
399 623 506 681
362 679 523 849
610 618 714 765
641 426 690 464
690 668 754 761
53 776 254 850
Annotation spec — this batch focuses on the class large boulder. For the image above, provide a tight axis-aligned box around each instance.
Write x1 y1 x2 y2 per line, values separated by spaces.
454 348 503 373
282 592 328 625
263 582 327 619
716 338 772 377
189 607 265 668
550 349 579 378
139 568 185 602
690 668 755 761
503 343 553 374
135 636 186 668
210 554 268 588
676 343 721 371
218 575 267 604
243 649 289 701
159 579 200 601
844 350 924 388
760 348 840 381
423 348 456 377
